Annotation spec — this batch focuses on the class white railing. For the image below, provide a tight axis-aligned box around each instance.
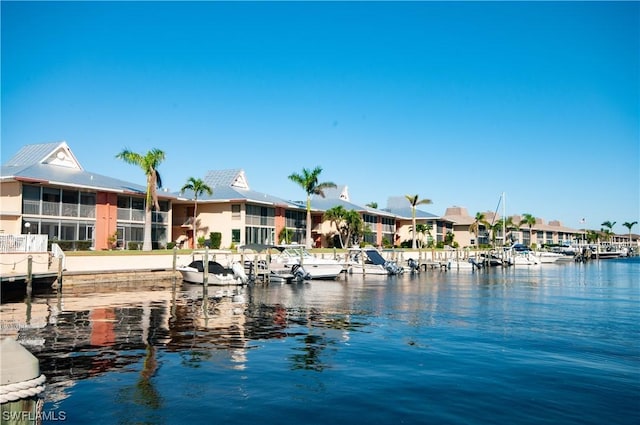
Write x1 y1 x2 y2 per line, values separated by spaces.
50 242 66 269
0 235 48 253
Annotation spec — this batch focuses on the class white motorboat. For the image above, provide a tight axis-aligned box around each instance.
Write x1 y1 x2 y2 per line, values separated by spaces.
590 245 623 259
447 258 481 270
178 259 248 285
507 244 541 266
347 247 403 275
271 244 344 280
244 259 308 284
534 251 564 263
240 244 310 283
510 252 541 266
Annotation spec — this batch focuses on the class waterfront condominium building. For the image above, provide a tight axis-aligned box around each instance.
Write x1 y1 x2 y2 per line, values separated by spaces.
1 141 588 251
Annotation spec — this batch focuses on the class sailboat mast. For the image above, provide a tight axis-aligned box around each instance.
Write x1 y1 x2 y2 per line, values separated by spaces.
503 192 506 246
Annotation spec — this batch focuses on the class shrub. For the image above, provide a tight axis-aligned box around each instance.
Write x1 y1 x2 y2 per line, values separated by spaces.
209 232 222 249
76 241 92 251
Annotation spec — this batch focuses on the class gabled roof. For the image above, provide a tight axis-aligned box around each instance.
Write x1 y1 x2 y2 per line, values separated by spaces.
203 169 249 190
178 170 295 207
1 141 174 197
383 195 439 220
3 141 82 172
323 185 350 201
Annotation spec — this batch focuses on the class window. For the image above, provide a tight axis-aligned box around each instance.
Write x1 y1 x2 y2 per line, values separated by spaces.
80 193 96 218
22 185 40 215
232 229 241 243
42 188 60 216
117 196 130 208
285 210 306 229
42 187 60 203
60 223 76 240
131 198 144 211
61 190 79 217
41 221 59 239
232 204 241 220
246 205 275 226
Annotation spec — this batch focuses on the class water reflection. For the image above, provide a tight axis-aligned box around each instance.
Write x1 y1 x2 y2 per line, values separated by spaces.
1 259 637 418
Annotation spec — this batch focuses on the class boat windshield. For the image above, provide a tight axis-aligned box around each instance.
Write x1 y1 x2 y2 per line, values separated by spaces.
281 246 313 258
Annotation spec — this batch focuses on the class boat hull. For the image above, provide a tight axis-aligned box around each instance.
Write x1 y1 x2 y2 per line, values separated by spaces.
177 260 247 285
535 252 563 263
348 264 390 275
177 268 244 285
300 263 345 280
447 260 476 270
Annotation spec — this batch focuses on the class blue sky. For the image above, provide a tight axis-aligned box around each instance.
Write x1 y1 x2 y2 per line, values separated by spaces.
2 1 638 234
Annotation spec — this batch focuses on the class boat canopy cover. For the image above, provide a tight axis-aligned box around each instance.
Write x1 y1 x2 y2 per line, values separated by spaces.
364 249 386 266
238 243 278 252
189 260 231 275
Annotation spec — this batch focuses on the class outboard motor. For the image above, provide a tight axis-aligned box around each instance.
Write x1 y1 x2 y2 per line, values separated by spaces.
384 261 402 275
291 264 311 281
232 262 249 284
407 258 420 273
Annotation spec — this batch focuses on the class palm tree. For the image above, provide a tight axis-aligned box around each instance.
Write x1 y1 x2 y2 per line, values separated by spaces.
343 209 363 247
288 166 337 248
622 221 637 246
469 212 487 247
414 223 430 248
405 194 433 249
180 177 213 249
520 213 536 246
278 228 294 244
116 148 165 251
323 205 348 248
505 216 519 244
586 229 599 244
365 202 378 209
600 221 616 242
496 216 517 245
601 221 616 233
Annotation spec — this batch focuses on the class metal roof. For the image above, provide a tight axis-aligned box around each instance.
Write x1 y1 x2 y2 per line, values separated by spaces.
381 207 439 220
3 141 68 169
1 142 176 197
177 184 296 207
203 169 248 189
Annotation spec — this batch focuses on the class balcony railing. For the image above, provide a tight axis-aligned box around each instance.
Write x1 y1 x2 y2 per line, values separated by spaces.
61 202 77 217
42 201 60 216
117 208 168 223
79 205 96 218
117 208 145 222
152 211 168 224
24 200 96 218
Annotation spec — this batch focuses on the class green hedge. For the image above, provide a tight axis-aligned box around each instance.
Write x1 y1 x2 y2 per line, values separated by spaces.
48 240 92 251
209 232 221 249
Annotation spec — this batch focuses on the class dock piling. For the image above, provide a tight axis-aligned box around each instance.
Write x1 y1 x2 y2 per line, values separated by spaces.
25 256 33 299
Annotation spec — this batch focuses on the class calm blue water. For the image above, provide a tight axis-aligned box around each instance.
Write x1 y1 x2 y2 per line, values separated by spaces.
4 257 639 424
